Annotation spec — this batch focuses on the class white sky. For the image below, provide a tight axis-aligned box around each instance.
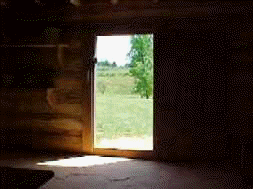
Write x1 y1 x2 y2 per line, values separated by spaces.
95 35 132 66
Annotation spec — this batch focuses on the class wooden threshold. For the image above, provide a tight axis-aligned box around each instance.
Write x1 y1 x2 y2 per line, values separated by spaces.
88 149 155 160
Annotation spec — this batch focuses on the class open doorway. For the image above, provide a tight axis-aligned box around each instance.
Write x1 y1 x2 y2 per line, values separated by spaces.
94 34 154 151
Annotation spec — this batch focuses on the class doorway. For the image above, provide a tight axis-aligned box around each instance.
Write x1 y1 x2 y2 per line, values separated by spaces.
94 34 154 151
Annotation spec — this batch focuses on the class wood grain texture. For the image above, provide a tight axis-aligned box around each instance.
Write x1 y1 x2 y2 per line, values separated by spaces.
32 135 82 152
0 38 85 153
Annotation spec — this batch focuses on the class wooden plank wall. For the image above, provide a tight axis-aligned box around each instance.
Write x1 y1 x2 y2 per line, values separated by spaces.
0 36 88 153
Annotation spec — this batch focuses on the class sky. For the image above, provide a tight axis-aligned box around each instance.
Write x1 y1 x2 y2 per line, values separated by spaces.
95 35 132 66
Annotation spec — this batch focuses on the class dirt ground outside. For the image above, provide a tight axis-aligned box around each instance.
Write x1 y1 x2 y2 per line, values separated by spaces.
95 136 153 150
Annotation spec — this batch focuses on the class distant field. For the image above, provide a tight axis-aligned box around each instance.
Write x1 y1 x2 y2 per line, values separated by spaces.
95 67 135 96
95 66 153 144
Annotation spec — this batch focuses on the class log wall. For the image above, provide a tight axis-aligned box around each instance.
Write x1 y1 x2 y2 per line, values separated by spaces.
0 41 87 153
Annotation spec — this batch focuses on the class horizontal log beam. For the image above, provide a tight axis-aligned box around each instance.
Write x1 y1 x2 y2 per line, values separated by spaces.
2 1 251 24
1 113 83 121
0 127 82 137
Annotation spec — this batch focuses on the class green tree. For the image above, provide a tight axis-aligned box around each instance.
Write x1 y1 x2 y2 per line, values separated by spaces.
127 34 153 99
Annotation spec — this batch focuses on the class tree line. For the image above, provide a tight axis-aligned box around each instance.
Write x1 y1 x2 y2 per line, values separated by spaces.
97 60 117 67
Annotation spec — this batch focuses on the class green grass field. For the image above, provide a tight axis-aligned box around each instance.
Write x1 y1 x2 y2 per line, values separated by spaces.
95 66 153 144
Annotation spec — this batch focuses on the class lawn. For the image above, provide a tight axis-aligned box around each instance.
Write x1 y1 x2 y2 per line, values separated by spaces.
94 66 153 145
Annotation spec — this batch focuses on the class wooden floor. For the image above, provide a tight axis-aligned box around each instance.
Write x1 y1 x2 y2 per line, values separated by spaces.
0 150 251 189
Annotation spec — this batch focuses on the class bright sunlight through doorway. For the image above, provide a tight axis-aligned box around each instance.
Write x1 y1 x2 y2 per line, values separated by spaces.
94 34 153 150
37 156 133 167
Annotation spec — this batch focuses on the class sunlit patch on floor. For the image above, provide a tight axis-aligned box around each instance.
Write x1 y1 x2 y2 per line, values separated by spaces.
36 155 133 167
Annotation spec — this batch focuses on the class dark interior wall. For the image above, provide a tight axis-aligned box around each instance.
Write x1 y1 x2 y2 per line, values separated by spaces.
226 30 253 172
155 15 253 165
153 3 253 165
155 31 228 162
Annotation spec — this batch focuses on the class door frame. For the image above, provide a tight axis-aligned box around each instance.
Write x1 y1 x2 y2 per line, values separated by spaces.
81 30 157 160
